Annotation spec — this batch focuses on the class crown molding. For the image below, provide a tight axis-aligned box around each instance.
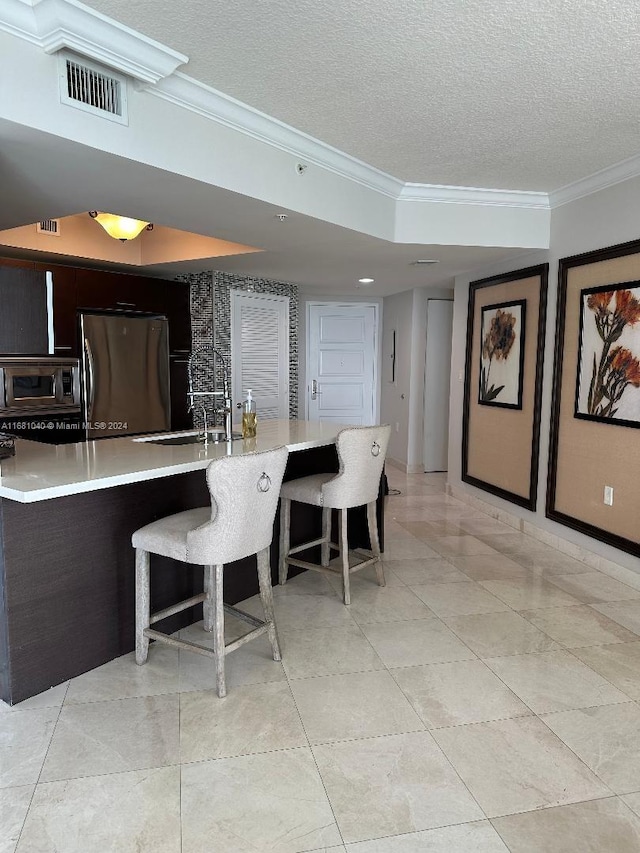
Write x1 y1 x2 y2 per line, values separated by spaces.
0 0 188 84
0 0 40 44
150 76 553 208
3 0 632 216
152 73 404 198
549 152 640 208
400 182 550 209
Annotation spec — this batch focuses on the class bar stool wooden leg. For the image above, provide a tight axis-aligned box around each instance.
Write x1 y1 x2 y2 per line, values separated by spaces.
212 563 226 698
135 549 150 665
256 547 282 661
279 497 291 585
203 565 214 632
339 509 351 605
367 500 385 587
321 506 331 567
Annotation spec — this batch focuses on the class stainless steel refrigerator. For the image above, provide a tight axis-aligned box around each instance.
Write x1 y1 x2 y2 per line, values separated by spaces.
80 312 171 440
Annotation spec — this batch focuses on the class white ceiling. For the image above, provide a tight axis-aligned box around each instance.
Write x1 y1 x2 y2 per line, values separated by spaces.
3 0 639 293
81 0 640 191
0 119 528 295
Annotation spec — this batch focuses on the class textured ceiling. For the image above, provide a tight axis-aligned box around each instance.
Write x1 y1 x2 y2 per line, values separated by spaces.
82 0 640 190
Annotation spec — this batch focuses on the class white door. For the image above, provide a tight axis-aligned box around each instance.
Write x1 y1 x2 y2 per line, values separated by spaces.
230 291 289 420
307 302 378 425
423 299 453 471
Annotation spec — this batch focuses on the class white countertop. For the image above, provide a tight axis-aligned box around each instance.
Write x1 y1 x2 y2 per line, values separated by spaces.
0 420 343 503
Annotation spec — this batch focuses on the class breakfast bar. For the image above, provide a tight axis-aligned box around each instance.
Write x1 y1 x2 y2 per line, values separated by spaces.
0 420 385 704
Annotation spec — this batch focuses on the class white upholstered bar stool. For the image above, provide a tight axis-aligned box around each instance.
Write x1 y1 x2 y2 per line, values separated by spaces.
279 424 391 605
132 446 289 698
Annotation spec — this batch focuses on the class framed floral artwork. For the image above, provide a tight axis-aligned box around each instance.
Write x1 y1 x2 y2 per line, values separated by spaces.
479 299 526 408
548 238 640 558
462 265 548 511
575 283 640 427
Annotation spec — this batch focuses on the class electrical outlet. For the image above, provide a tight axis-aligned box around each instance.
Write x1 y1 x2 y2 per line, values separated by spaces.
604 485 614 506
395 422 400 433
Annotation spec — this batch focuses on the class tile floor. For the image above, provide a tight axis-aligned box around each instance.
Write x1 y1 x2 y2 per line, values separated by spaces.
4 469 640 851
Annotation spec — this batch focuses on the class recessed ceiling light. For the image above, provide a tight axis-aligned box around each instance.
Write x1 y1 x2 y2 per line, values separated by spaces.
358 278 375 284
410 259 439 265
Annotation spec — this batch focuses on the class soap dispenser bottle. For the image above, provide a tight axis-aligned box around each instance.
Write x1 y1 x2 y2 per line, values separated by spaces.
241 389 257 438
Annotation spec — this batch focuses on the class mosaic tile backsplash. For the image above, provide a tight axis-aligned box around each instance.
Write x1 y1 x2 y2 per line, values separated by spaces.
178 271 299 429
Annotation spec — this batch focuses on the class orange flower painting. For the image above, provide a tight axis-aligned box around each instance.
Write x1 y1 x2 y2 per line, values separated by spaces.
479 300 526 408
577 283 640 425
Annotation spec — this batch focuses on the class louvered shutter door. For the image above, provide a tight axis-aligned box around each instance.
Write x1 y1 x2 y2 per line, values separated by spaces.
231 292 289 421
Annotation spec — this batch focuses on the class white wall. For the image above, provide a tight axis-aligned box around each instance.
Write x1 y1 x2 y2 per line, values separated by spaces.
381 286 453 471
448 175 640 575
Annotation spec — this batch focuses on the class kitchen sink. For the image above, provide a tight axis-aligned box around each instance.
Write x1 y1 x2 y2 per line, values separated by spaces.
134 430 242 446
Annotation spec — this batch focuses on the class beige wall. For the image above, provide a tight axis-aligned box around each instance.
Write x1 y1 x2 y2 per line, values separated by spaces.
555 255 640 542
466 275 541 500
449 174 640 575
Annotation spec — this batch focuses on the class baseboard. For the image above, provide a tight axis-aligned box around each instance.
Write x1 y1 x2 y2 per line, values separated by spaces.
386 457 424 474
406 463 424 474
448 482 640 591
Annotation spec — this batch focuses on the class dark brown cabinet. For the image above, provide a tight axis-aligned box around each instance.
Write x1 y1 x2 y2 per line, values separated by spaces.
4 259 193 431
169 353 191 429
74 268 191 354
0 262 49 354
48 266 77 354
75 269 155 314
157 282 191 352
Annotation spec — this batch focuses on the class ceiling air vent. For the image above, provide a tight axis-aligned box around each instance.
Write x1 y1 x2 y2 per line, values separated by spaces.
58 53 128 125
36 219 61 237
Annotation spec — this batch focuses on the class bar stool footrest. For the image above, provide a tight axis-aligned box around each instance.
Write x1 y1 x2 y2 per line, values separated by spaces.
144 615 272 658
225 623 270 654
352 548 377 563
150 592 207 625
286 554 379 576
144 628 218 659
287 536 328 556
224 603 265 629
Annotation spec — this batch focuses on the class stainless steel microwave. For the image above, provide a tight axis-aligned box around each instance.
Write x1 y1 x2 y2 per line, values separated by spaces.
0 357 81 416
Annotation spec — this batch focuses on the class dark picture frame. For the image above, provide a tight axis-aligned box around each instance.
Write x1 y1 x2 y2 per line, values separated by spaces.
574 281 640 429
462 265 548 511
547 238 640 558
478 299 527 409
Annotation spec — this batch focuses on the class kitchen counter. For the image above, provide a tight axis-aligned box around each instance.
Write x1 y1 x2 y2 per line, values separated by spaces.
0 419 386 704
0 419 343 503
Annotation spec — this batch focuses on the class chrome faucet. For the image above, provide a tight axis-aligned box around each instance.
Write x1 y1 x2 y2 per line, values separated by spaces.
187 344 233 442
198 403 209 445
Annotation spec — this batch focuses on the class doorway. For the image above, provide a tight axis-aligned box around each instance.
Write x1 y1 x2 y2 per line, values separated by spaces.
423 298 453 471
306 302 378 424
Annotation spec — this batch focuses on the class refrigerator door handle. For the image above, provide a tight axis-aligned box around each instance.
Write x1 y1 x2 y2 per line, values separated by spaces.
83 337 95 427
